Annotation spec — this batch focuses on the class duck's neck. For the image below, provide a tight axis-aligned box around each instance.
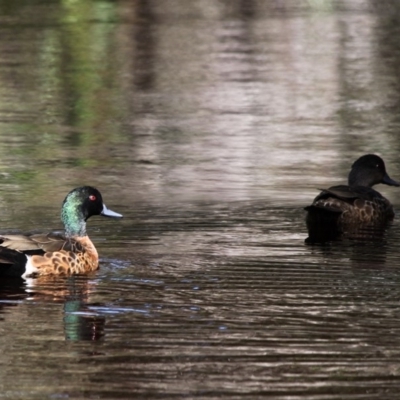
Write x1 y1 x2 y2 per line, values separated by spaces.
62 203 87 238
348 170 374 187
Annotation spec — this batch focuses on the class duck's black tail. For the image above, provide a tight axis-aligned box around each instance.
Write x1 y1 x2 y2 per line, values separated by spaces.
305 205 342 244
0 248 28 277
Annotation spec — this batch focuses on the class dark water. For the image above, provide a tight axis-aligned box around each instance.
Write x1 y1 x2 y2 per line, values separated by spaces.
2 1 400 399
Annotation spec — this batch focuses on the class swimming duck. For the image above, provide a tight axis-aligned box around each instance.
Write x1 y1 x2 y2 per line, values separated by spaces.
0 186 122 277
305 154 399 242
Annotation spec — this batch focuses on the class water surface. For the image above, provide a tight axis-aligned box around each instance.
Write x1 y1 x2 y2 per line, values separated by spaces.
1 1 400 399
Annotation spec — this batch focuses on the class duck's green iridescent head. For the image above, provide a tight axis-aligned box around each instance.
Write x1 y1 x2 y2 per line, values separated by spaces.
61 186 122 237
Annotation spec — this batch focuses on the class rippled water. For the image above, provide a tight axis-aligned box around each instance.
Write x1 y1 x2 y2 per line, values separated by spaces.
1 1 400 399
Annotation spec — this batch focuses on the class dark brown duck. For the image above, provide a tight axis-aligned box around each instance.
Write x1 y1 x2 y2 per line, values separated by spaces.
305 154 399 242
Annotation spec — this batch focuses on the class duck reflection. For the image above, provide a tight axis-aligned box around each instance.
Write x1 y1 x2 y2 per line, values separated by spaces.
305 222 392 244
30 275 105 341
0 275 105 341
63 298 105 342
305 223 391 272
0 277 26 319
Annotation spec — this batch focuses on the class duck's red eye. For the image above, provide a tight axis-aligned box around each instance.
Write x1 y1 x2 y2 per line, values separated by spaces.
89 195 96 201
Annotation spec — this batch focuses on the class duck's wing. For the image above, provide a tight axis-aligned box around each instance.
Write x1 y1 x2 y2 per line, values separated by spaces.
307 185 384 205
305 185 363 212
304 185 349 213
321 185 384 202
320 185 359 200
305 185 388 215
0 231 85 255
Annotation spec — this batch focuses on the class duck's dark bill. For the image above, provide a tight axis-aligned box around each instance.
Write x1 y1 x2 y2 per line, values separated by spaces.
382 173 400 187
101 204 123 218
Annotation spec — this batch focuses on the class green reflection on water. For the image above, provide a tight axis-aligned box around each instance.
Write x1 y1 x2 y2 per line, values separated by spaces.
0 0 131 206
60 0 122 135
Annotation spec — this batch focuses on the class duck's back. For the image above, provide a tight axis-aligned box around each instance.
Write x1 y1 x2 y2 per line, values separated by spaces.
306 184 395 227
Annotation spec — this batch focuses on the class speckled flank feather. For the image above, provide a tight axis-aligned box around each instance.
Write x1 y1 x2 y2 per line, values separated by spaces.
29 236 99 276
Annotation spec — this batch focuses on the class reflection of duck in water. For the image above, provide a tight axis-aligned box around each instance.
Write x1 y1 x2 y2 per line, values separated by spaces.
305 154 399 243
0 275 106 341
26 275 106 341
0 187 122 277
60 276 106 341
63 299 105 341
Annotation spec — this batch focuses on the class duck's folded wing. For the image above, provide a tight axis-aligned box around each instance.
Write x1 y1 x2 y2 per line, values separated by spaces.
321 185 383 202
318 185 360 200
305 185 366 214
0 232 67 254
